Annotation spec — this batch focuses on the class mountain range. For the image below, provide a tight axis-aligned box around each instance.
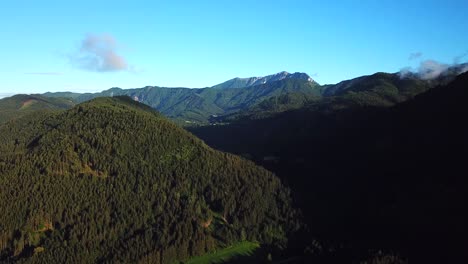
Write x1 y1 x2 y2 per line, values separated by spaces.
33 67 461 125
40 72 321 125
1 67 468 263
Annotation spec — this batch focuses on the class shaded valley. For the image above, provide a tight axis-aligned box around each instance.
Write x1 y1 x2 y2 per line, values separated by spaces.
191 72 468 263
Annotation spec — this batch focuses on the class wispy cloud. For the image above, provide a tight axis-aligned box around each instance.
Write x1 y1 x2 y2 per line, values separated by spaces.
399 60 449 80
70 34 129 72
399 67 412 77
417 60 450 80
399 59 468 80
409 52 423 60
24 72 63 75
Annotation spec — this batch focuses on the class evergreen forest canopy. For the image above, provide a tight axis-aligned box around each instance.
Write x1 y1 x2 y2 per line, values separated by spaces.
0 68 467 263
0 96 299 263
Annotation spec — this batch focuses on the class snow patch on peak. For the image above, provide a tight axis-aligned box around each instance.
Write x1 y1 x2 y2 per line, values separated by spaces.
212 71 315 89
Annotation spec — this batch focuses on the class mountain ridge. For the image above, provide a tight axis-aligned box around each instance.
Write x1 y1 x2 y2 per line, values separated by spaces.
41 78 321 124
3 68 465 126
211 71 316 89
0 94 75 123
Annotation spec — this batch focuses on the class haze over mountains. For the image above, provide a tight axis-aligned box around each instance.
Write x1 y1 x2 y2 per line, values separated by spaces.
0 93 14 99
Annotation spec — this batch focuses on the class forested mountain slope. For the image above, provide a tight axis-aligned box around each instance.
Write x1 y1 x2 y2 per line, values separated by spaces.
43 79 321 124
0 94 74 123
321 72 429 99
191 72 468 263
0 97 298 263
200 70 465 123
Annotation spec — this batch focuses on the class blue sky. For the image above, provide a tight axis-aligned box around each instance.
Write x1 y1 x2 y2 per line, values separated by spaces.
0 0 467 96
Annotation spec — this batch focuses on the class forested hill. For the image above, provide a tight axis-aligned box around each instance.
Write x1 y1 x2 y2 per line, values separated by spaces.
0 94 74 123
0 96 298 263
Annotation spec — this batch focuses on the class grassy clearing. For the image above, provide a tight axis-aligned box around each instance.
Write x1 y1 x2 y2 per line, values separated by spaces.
182 241 260 264
20 99 37 109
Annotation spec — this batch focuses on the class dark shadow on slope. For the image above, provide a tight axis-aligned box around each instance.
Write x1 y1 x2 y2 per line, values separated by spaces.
190 72 468 263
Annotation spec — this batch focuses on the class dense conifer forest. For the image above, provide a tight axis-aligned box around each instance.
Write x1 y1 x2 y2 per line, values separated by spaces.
0 97 299 263
2 1 467 262
1 72 467 263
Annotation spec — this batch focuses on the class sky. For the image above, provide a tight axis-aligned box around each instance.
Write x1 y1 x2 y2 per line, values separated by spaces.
0 0 467 96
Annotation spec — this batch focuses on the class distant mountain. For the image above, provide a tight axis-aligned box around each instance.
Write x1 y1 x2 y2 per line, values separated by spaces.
322 72 430 101
211 71 316 89
42 91 82 100
191 72 468 262
322 64 468 98
222 69 468 122
0 96 298 262
211 72 432 123
43 78 322 124
33 68 465 126
0 94 74 123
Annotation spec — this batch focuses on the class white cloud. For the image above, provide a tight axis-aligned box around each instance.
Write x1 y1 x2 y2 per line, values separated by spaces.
418 60 450 80
70 34 129 72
